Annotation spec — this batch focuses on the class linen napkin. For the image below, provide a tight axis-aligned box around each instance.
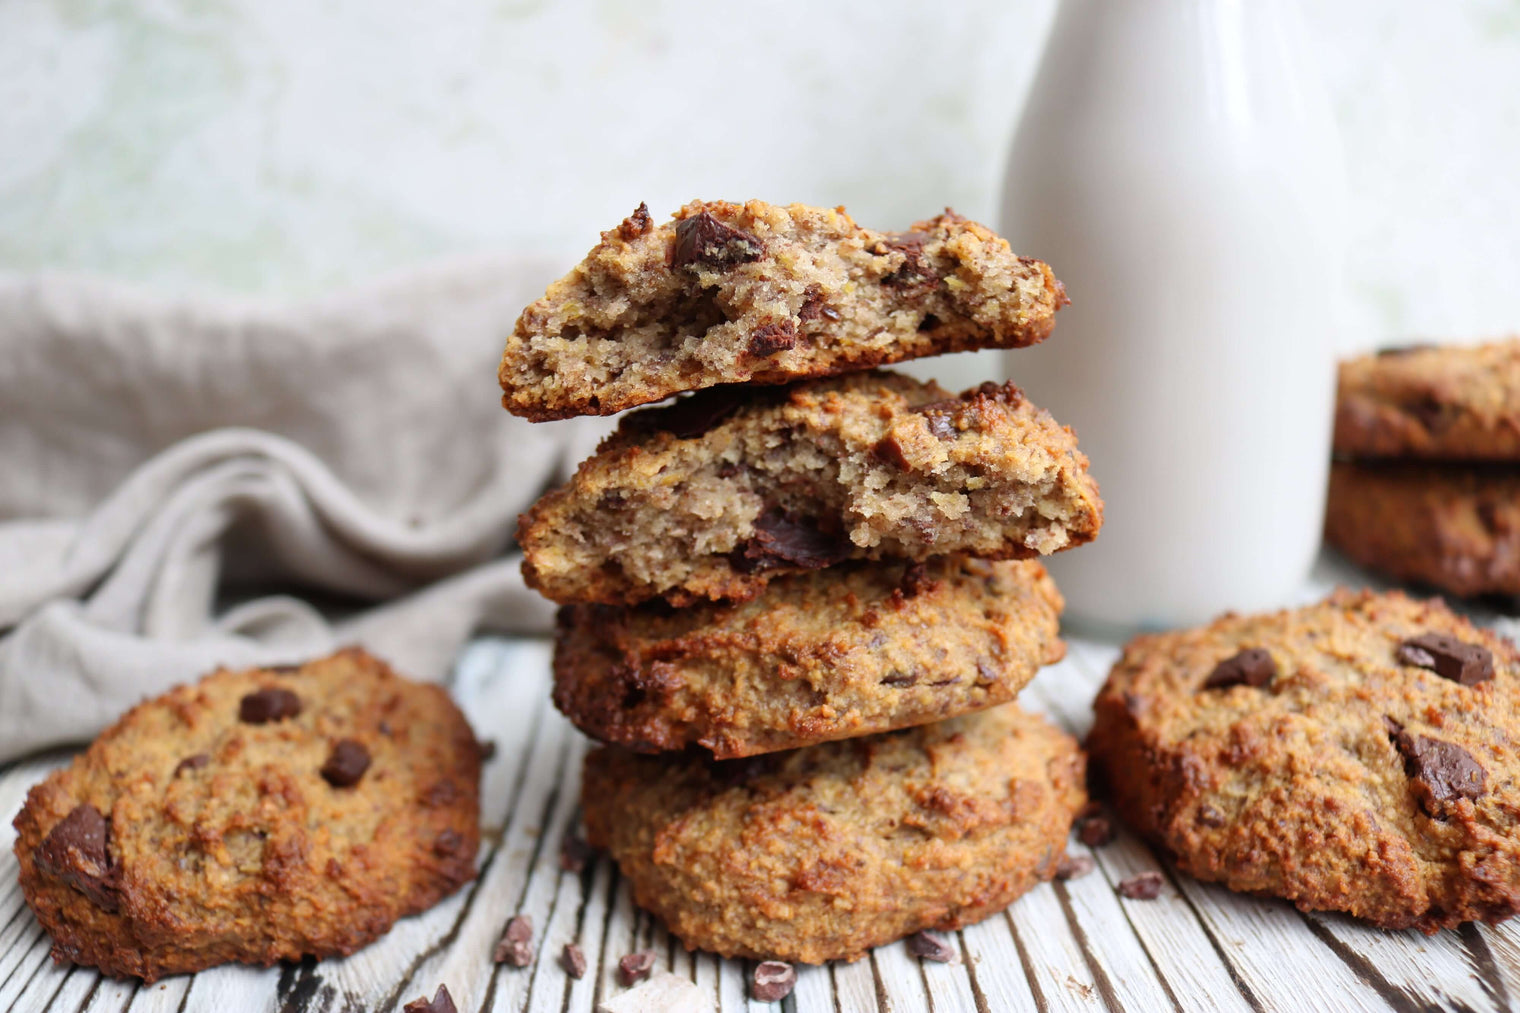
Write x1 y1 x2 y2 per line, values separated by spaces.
0 256 603 762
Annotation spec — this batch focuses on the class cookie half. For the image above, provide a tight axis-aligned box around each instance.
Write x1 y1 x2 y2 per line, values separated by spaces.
1088 589 1520 932
1326 461 1520 598
582 703 1085 963
1334 338 1520 460
500 200 1067 420
13 649 482 981
519 371 1103 606
554 556 1065 758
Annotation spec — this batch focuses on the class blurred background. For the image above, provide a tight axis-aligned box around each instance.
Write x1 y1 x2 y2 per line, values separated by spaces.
4 0 1519 346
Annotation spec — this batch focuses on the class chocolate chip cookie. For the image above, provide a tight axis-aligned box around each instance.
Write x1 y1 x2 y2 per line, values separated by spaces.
554 556 1064 758
582 703 1084 963
499 200 1067 420
1088 589 1520 932
13 649 482 981
1326 461 1520 598
1334 338 1520 460
518 371 1103 606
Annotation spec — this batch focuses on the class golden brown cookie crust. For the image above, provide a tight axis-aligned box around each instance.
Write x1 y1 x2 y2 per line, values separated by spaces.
499 199 1066 420
1326 461 1520 598
518 371 1103 606
582 704 1085 963
1088 589 1520 932
1334 338 1520 460
554 556 1065 758
13 649 482 981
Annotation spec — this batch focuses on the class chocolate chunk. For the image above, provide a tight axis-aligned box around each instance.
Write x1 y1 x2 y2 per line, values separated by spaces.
560 942 588 979
880 671 918 688
797 285 840 323
560 832 595 873
433 829 464 857
1077 816 1116 847
239 687 301 724
494 915 534 967
1396 633 1494 686
1202 648 1277 690
617 202 653 241
899 561 935 598
915 398 962 439
477 739 497 761
1055 854 1096 880
731 510 850 574
320 739 371 788
617 951 657 986
878 231 938 289
173 753 210 777
917 313 941 332
752 961 797 1001
623 386 750 440
748 319 798 357
671 211 763 269
403 985 457 1013
906 930 958 963
34 804 118 912
1118 871 1164 900
1387 721 1487 816
1197 804 1227 828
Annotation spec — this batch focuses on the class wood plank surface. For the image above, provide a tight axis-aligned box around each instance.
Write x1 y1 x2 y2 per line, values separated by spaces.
2 619 1517 1012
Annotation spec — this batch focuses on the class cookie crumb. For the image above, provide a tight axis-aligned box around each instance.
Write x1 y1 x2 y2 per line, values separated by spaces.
403 985 457 1013
560 942 587 979
493 915 533 967
1055 854 1095 880
1118 872 1164 900
752 961 796 1001
617 950 656 986
906 930 958 963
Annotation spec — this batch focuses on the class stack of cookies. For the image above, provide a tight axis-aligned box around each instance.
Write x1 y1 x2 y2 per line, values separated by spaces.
500 200 1105 966
1327 338 1520 600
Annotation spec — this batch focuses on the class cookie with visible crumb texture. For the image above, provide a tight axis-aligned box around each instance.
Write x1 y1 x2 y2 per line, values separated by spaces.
1334 338 1520 460
554 556 1064 757
518 371 1102 606
1326 461 1520 598
13 649 482 981
500 199 1067 420
1088 589 1520 932
582 704 1085 963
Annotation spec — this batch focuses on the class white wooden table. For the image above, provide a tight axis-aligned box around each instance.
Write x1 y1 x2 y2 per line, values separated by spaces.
3 560 1518 1013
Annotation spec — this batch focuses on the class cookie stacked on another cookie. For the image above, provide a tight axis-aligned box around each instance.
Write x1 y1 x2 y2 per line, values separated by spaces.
1327 337 1520 598
503 199 1103 963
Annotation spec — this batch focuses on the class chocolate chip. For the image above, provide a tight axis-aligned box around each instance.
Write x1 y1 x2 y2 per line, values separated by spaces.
494 915 534 967
748 319 798 357
617 202 653 241
671 211 763 269
798 286 839 323
403 985 457 1013
477 739 497 761
1396 633 1494 686
915 399 961 440
433 829 465 857
1202 648 1277 690
906 930 958 963
1056 854 1096 880
1077 816 1116 847
880 671 918 688
752 961 797 1001
1197 804 1227 828
173 753 210 777
1118 871 1164 900
623 386 750 440
1387 720 1487 816
899 562 935 598
34 804 118 912
731 510 851 574
877 231 938 289
560 833 595 873
975 659 999 687
1376 343 1436 357
239 687 301 724
319 739 371 788
617 951 657 986
560 943 587 979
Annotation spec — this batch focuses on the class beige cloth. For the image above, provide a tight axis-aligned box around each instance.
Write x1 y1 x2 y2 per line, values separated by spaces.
0 258 605 763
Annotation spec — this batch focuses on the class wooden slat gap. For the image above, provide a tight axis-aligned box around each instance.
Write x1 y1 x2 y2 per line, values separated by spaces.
1298 913 1438 1013
589 865 622 1012
1052 878 1162 1013
953 931 992 1013
1150 864 1267 1013
1001 911 1051 1013
1458 922 1514 1012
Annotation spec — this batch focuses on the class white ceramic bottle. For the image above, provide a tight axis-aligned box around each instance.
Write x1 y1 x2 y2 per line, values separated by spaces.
999 0 1348 631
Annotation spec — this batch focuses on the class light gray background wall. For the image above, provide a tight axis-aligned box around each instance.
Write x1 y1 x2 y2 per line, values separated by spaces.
3 1 1518 345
